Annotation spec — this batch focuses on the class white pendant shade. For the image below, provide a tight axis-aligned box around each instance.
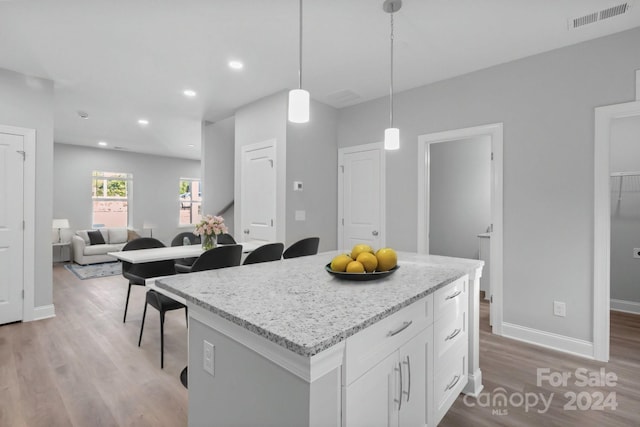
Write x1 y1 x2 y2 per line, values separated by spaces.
288 89 310 123
384 128 400 150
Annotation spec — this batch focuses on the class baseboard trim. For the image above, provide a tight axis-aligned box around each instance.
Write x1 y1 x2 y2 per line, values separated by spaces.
501 322 594 359
32 304 56 321
611 299 640 315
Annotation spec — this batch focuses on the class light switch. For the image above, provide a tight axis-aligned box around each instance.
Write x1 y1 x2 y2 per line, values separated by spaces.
203 340 214 376
293 181 303 191
295 210 306 221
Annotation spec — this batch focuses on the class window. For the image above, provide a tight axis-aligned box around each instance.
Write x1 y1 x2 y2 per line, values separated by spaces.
179 178 202 226
92 171 132 227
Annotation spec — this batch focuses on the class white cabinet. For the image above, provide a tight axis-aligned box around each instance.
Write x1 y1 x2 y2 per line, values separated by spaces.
344 326 433 427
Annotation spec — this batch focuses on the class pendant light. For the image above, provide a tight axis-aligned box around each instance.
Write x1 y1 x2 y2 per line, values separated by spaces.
383 0 401 150
288 0 310 123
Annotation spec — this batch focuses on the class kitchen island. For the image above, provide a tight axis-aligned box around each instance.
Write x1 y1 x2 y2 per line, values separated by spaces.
155 251 483 426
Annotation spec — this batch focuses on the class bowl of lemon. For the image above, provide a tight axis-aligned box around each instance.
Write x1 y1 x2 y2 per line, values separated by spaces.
326 244 399 281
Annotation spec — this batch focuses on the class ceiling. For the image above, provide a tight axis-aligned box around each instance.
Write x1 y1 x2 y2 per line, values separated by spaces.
1 0 639 160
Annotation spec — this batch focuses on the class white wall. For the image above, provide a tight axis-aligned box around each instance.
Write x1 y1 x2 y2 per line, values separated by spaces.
429 136 491 259
337 27 640 342
53 143 201 246
202 117 235 235
610 115 640 305
0 67 54 309
286 100 338 252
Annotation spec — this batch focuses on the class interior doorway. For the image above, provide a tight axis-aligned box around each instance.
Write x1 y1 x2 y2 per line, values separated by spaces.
417 123 504 334
594 100 640 362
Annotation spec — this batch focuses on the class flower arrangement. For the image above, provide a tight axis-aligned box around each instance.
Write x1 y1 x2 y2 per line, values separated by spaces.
193 215 228 250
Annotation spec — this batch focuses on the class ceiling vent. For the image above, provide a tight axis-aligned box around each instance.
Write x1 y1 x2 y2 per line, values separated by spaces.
570 3 631 29
325 89 362 107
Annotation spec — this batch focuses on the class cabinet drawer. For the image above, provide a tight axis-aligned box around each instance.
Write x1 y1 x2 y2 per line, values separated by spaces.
434 275 468 321
344 295 433 386
434 339 468 425
435 307 467 361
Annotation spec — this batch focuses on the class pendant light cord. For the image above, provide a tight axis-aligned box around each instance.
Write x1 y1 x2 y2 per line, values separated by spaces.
389 11 394 128
298 0 303 90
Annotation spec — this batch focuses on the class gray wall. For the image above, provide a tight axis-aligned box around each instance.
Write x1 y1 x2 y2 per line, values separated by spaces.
0 67 54 308
53 143 201 246
202 117 235 235
430 136 491 259
338 27 640 342
286 100 338 252
234 91 288 244
234 91 339 251
610 115 640 304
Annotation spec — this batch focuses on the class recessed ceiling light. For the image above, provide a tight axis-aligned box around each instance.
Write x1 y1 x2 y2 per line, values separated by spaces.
187 144 195 148
228 61 244 70
98 141 108 146
138 119 149 125
183 89 197 97
78 110 89 119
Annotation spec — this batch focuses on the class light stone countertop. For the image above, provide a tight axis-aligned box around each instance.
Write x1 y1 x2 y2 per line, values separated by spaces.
155 251 483 357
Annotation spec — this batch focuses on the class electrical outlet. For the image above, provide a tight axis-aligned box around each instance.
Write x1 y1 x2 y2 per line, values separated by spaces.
203 340 214 376
633 248 640 259
553 301 566 317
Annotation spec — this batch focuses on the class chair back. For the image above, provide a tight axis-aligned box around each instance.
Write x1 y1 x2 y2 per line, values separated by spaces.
122 237 176 278
171 232 201 247
190 245 243 272
242 242 285 265
217 233 237 245
282 237 320 259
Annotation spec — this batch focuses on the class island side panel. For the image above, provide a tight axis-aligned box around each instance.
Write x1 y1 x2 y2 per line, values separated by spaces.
189 318 340 427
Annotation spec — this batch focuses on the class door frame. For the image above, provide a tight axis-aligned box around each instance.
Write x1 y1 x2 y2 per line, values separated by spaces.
417 123 504 334
0 124 36 322
593 100 640 362
337 142 386 250
236 139 282 244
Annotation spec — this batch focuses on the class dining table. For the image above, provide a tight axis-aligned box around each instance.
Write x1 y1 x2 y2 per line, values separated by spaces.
107 240 265 264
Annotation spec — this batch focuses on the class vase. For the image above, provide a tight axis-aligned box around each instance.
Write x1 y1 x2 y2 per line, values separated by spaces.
202 234 217 251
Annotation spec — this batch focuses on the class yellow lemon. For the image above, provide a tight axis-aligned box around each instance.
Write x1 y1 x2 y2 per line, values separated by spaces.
346 260 365 273
375 248 397 272
351 244 374 261
330 254 353 272
356 252 378 273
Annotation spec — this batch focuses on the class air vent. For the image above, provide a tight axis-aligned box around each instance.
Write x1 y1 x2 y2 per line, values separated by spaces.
570 3 631 29
325 89 362 107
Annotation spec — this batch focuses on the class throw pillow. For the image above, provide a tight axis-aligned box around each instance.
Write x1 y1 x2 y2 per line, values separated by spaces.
76 230 90 244
88 230 106 245
108 227 128 244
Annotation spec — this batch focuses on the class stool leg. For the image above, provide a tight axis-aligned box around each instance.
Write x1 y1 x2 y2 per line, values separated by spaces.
138 301 147 347
123 283 133 323
160 311 165 369
185 307 188 328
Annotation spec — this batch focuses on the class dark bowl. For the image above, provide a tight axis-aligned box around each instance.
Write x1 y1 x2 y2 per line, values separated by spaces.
324 263 399 281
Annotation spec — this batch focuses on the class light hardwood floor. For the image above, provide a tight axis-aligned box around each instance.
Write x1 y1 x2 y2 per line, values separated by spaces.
1 265 639 426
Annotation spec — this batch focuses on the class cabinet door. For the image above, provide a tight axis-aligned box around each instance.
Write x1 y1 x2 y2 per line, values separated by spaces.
398 327 433 427
344 351 399 427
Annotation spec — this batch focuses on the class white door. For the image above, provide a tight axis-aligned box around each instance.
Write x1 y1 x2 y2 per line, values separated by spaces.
339 144 385 250
241 141 276 242
0 129 25 324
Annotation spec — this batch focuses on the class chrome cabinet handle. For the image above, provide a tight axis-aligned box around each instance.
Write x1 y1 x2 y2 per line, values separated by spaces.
445 328 462 341
243 229 250 234
402 355 411 402
372 230 379 236
387 321 413 337
445 374 460 391
394 362 403 410
445 290 462 300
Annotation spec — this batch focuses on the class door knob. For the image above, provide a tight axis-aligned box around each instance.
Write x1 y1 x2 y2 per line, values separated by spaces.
372 230 379 236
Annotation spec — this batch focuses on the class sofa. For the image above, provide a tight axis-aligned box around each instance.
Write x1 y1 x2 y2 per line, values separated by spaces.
72 227 137 265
